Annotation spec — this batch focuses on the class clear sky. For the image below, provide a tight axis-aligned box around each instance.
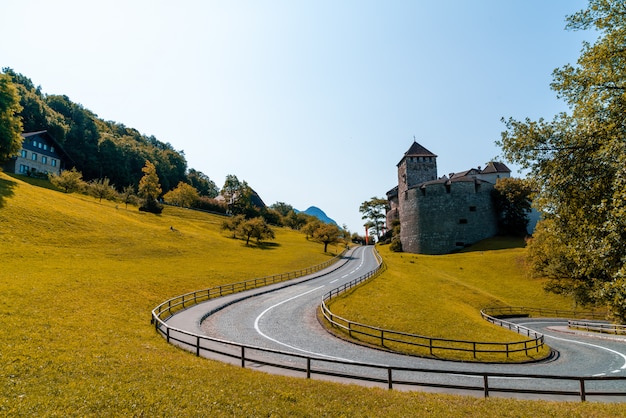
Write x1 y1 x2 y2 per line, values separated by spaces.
1 1 595 234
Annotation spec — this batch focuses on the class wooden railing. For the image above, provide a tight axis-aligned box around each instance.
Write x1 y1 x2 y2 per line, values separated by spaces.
151 247 626 402
152 249 347 323
568 320 626 335
320 254 544 361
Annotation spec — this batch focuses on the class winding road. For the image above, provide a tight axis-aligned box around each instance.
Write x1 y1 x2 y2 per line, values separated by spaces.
162 246 626 401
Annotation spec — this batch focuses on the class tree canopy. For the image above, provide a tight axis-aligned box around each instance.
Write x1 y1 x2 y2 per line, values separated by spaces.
498 0 626 321
0 72 23 160
359 197 389 239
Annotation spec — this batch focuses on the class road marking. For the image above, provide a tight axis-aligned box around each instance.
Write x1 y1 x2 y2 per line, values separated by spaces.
253 285 354 362
518 321 626 373
330 279 339 283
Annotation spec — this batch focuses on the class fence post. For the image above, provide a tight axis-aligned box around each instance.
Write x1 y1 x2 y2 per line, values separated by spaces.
579 378 586 402
388 368 393 390
429 338 433 356
196 336 200 357
241 346 245 368
307 358 311 379
166 326 170 343
381 330 384 347
483 375 489 398
473 342 476 359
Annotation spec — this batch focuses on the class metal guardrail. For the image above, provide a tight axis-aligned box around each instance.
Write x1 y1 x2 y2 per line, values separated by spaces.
569 320 626 335
150 247 626 402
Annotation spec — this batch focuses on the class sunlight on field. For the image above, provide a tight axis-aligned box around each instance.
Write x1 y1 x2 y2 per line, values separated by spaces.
1 172 623 417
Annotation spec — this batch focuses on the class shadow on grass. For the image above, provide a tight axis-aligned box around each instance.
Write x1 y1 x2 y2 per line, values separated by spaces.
457 236 527 253
0 175 17 209
243 241 281 250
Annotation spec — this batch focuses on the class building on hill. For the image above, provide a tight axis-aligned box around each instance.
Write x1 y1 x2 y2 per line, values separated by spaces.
2 131 72 177
386 140 511 254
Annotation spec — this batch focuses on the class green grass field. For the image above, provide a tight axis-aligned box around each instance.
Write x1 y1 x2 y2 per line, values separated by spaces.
1 171 625 417
325 240 579 362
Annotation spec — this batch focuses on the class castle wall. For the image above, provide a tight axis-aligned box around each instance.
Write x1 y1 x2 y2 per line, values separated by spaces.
400 181 497 254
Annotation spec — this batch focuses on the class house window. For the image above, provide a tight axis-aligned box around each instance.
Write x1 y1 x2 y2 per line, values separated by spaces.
43 144 48 151
50 146 55 153
32 153 37 161
51 159 57 167
469 206 477 212
20 150 27 158
42 156 48 164
38 142 42 149
19 164 29 173
459 218 468 224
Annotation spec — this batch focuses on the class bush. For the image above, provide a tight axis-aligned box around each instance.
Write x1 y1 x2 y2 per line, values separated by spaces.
389 237 403 252
139 198 163 214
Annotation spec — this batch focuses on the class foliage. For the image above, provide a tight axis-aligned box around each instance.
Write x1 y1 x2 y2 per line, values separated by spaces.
270 201 294 217
120 184 138 209
237 217 275 245
0 72 23 160
2 68 199 196
163 181 199 208
138 160 163 213
492 177 533 236
283 210 310 230
312 223 341 252
88 177 117 202
193 196 228 214
498 0 626 321
359 196 389 238
187 168 219 197
49 167 86 193
221 214 245 239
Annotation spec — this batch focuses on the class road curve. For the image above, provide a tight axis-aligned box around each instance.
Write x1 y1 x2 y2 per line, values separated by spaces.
162 246 626 400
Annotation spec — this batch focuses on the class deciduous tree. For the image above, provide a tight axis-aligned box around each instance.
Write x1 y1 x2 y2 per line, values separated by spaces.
163 181 199 208
49 167 85 193
138 160 163 213
498 0 626 321
359 197 389 238
312 223 341 253
0 72 23 160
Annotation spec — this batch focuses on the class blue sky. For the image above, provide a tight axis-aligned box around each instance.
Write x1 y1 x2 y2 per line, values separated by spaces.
1 1 595 233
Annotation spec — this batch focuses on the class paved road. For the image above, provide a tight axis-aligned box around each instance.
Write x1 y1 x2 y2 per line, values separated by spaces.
163 246 626 400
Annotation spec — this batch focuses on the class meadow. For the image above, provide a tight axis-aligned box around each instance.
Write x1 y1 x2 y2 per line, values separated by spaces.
1 171 624 417
325 239 578 362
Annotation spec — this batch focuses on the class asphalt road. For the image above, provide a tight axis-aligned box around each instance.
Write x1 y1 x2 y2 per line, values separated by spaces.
163 245 626 401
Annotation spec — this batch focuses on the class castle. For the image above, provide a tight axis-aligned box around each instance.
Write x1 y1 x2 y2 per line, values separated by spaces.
386 140 511 254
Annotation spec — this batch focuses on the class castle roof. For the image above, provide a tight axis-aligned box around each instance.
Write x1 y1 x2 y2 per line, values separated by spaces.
481 161 511 174
397 140 437 166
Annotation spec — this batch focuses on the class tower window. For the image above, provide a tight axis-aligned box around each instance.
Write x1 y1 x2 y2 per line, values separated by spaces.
459 218 468 224
469 206 477 212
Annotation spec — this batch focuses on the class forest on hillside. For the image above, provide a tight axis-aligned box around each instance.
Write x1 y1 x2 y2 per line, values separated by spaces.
3 68 217 197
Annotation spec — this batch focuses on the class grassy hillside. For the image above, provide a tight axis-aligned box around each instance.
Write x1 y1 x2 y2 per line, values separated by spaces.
326 240 579 361
0 172 624 417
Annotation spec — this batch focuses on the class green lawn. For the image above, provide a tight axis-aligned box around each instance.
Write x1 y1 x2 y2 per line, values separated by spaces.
1 172 624 417
325 240 582 361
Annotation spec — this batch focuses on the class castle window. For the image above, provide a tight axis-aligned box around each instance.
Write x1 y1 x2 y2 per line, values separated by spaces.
459 218 468 224
420 187 425 196
404 191 408 200
445 184 451 193
455 242 465 247
469 206 477 212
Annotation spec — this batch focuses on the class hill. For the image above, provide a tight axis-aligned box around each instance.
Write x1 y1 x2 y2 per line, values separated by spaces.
297 206 338 225
0 172 619 416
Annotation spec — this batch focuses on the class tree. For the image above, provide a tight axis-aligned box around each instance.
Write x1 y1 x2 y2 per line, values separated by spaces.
498 0 626 321
221 214 245 239
163 181 199 208
492 177 534 237
359 197 389 238
237 217 275 245
49 168 85 193
120 184 137 209
187 168 219 197
312 223 341 252
138 160 163 213
0 72 23 160
88 177 116 202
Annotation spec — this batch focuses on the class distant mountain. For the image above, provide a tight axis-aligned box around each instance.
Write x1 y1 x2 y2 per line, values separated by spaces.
296 206 338 225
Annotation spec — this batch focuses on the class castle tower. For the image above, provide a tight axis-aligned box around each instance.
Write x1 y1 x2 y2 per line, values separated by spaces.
397 140 437 196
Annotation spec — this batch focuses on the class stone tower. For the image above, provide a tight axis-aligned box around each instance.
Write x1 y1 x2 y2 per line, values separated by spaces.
397 140 437 196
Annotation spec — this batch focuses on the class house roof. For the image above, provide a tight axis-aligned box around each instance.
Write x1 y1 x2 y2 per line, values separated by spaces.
481 161 511 174
22 130 75 165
